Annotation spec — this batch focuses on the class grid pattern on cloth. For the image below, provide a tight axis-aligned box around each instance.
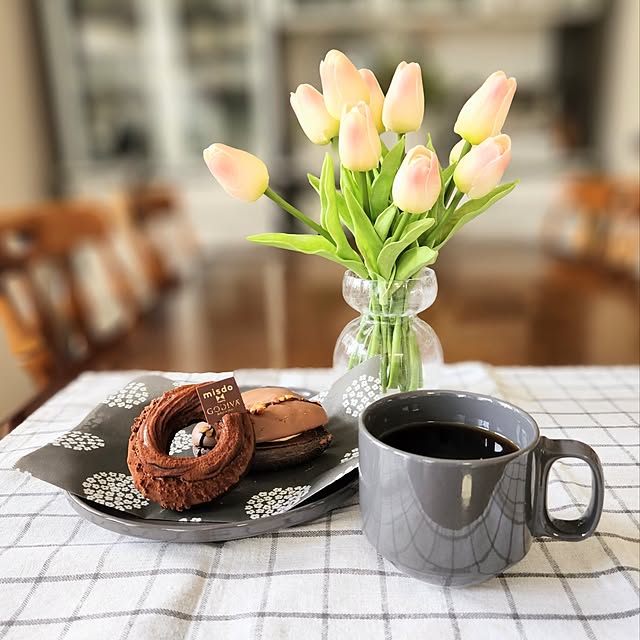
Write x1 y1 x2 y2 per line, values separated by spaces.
0 364 638 640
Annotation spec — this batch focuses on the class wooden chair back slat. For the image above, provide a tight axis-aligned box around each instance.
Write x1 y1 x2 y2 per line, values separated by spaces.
0 200 141 386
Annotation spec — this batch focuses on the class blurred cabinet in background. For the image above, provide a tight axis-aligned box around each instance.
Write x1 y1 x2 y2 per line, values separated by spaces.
35 0 627 249
36 0 259 174
35 0 276 248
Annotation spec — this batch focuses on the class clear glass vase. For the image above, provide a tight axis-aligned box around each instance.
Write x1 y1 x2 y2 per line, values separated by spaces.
333 268 443 393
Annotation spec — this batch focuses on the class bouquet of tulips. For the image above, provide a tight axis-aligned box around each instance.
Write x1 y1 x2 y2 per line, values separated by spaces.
204 49 518 391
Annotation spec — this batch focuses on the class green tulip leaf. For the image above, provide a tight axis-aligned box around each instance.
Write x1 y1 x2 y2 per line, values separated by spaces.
434 180 518 249
307 173 320 195
370 136 405 219
319 153 335 233
343 183 382 277
395 245 439 280
440 163 456 199
340 165 361 202
335 191 353 233
426 133 436 154
373 204 398 241
424 162 454 228
390 211 413 242
247 233 369 279
320 153 361 263
338 166 360 233
377 218 435 280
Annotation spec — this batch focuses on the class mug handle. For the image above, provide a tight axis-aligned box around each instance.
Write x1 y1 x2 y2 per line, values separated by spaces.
531 436 604 540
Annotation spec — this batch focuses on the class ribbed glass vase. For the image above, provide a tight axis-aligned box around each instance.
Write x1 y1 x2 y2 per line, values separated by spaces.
333 268 443 393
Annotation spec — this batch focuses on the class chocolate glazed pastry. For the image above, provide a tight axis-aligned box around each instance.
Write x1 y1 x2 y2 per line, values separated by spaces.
242 387 332 472
127 384 255 511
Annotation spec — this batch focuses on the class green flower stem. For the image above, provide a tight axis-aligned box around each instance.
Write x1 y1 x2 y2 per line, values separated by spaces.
264 187 332 241
367 320 381 357
408 325 422 389
392 282 412 391
449 190 464 208
428 189 465 247
405 320 416 390
391 212 411 241
443 140 472 205
358 171 371 218
388 316 404 389
371 290 390 390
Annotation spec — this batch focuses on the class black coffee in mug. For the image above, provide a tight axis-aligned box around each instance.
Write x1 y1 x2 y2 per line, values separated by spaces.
380 421 518 460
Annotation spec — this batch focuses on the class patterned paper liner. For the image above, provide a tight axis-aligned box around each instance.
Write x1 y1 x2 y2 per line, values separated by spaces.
15 359 382 522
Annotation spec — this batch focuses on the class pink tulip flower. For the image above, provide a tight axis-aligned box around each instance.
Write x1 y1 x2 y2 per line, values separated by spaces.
339 102 382 172
454 71 517 145
453 134 511 199
320 49 370 119
391 145 441 214
290 84 340 145
382 61 424 134
203 143 269 202
359 68 385 133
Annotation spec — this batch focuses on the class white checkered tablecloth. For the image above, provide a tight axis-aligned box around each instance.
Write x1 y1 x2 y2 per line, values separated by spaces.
0 364 638 640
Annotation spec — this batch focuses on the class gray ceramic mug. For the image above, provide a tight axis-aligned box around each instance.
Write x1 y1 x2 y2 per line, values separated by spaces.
359 390 604 587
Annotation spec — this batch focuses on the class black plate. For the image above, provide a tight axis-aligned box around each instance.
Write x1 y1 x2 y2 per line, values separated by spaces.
66 469 358 542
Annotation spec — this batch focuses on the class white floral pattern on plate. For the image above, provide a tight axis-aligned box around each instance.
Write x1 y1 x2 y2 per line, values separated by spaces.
341 374 382 417
244 485 311 519
52 431 105 451
82 472 149 511
340 447 359 464
105 382 149 410
311 390 329 404
169 430 193 455
82 411 107 429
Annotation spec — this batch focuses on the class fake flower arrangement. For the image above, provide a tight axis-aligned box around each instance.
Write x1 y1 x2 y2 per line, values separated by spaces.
204 49 518 392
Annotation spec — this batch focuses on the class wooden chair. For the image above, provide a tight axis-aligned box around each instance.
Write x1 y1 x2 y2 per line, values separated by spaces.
542 174 639 278
0 200 140 386
603 179 640 277
112 184 199 292
542 175 612 258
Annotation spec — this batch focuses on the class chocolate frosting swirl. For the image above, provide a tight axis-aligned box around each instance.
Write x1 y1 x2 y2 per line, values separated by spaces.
127 384 255 511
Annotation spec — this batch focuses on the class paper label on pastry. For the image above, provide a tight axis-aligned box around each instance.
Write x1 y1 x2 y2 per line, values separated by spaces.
196 377 246 424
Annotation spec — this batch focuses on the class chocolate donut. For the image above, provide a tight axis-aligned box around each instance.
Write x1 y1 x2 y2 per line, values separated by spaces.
242 387 332 471
127 384 254 511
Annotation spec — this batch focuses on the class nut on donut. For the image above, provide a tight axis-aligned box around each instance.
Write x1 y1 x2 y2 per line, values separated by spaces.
127 384 254 511
241 387 331 471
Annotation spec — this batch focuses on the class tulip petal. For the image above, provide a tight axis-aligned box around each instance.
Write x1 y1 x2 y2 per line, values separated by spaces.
454 71 517 145
453 135 511 200
320 49 370 119
203 143 269 202
391 145 441 214
339 102 381 172
290 84 339 145
382 61 424 134
359 68 385 133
